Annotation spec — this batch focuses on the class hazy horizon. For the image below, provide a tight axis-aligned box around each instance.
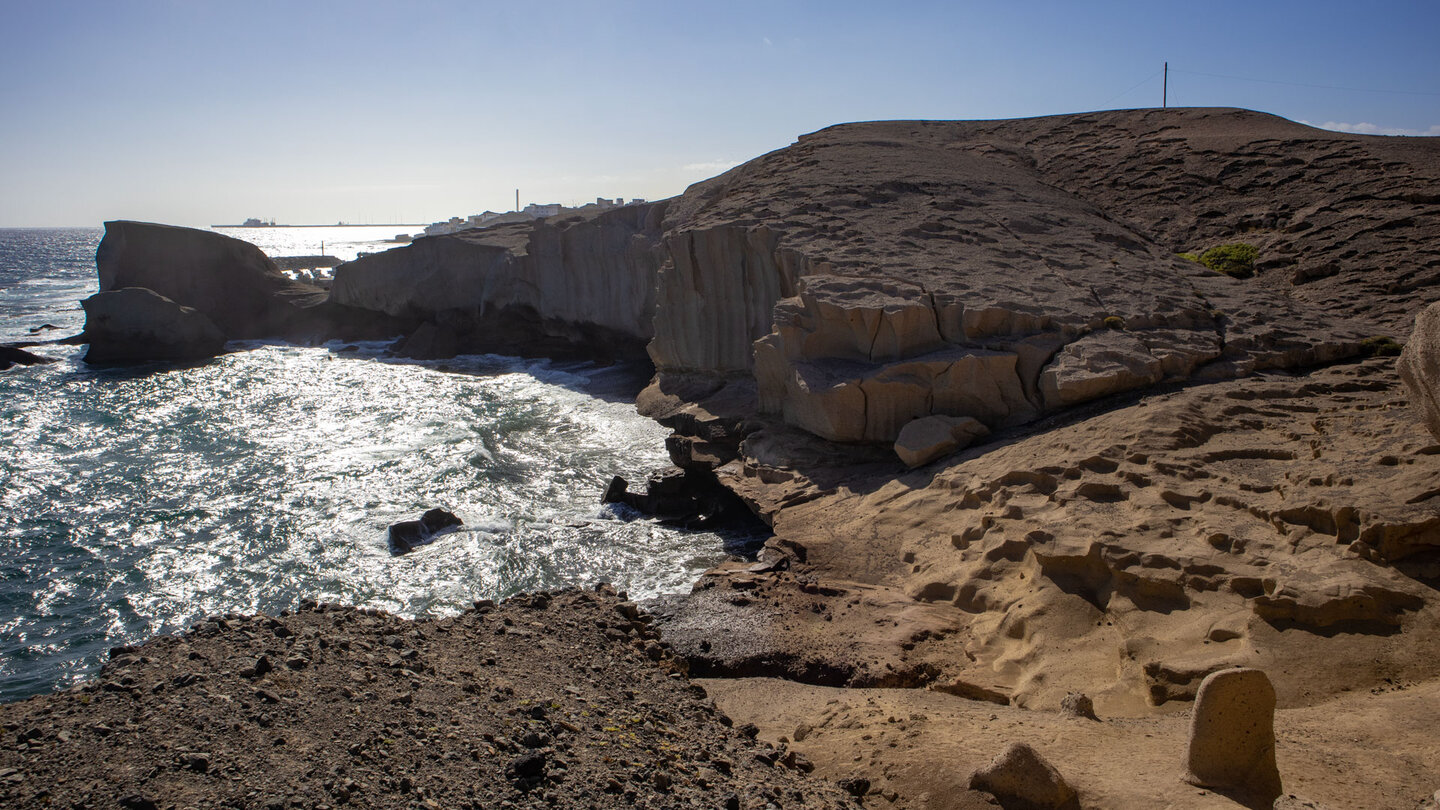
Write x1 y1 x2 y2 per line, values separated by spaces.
3 0 1437 228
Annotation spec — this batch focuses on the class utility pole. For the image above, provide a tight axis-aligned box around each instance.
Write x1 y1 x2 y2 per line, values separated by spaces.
515 189 520 212
1163 62 1168 108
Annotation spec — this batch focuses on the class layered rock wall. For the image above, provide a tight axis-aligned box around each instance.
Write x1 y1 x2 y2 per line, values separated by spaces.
647 226 808 374
330 202 669 355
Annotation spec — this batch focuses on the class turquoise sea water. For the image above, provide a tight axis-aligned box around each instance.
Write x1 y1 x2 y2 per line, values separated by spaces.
0 227 752 701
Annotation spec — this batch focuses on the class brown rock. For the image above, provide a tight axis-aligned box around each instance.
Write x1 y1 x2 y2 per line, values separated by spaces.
894 414 990 468
1399 301 1440 442
967 742 1078 810
1183 668 1282 807
96 220 323 340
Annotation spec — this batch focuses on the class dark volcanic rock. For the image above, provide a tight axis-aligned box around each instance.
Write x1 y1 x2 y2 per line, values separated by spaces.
0 588 854 810
602 467 764 530
0 346 57 371
80 287 227 365
386 507 464 555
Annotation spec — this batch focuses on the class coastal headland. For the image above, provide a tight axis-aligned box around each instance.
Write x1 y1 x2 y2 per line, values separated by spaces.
8 107 1440 808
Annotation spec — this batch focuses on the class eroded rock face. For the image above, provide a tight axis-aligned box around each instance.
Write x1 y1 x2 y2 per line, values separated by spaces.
81 287 227 365
1399 301 1440 442
96 221 324 340
647 110 1391 446
720 359 1440 713
331 203 668 361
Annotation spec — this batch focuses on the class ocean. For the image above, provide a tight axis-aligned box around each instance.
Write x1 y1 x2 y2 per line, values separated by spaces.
0 226 755 701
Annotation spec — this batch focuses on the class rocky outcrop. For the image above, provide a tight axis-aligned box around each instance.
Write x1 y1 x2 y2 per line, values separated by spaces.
96 221 327 340
644 110 1394 448
80 287 227 365
330 203 668 362
1400 301 1440 442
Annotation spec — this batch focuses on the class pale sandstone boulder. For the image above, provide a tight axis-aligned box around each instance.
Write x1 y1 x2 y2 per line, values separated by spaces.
96 220 322 340
1183 668 1282 808
1399 301 1440 442
81 287 226 365
894 415 990 468
1039 330 1165 410
967 742 1079 810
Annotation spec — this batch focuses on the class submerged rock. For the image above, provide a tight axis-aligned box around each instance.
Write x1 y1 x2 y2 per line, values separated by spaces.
387 508 463 555
80 287 226 365
0 345 57 371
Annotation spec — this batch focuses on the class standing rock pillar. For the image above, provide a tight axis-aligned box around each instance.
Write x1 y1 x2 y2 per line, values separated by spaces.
1183 667 1283 808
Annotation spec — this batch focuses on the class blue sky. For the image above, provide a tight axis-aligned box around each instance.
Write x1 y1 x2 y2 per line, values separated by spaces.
2 0 1437 227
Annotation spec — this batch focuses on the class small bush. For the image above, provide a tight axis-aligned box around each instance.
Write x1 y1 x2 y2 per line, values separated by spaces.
1102 316 1126 330
1177 252 1200 263
1360 336 1403 357
1199 243 1258 278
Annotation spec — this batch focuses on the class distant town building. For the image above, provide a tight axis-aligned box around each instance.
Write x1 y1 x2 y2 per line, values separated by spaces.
419 195 641 237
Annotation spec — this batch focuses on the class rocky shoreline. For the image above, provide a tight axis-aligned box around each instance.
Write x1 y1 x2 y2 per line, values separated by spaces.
0 589 859 810
16 107 1440 807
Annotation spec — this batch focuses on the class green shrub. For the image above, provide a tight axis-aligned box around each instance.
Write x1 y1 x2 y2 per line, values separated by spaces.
1198 243 1258 278
1177 252 1200 263
1102 316 1126 330
1360 336 1403 357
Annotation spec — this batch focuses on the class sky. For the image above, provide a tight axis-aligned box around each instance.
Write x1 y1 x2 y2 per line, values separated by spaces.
2 0 1437 228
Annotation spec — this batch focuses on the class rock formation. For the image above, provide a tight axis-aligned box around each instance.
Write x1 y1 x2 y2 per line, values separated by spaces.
96 221 326 340
330 203 668 362
80 287 227 364
386 507 463 555
1183 668 1283 808
1400 301 1440 442
72 108 1440 808
968 742 1079 810
0 346 57 371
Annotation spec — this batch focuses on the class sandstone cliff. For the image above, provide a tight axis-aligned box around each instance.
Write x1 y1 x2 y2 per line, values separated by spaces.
648 109 1438 446
330 202 668 361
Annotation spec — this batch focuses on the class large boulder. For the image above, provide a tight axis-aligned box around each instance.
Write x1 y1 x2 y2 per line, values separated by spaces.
81 287 227 365
96 220 325 340
1182 668 1283 808
1400 301 1440 443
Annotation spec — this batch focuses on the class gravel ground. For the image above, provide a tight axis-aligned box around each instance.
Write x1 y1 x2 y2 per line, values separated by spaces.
0 586 859 810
